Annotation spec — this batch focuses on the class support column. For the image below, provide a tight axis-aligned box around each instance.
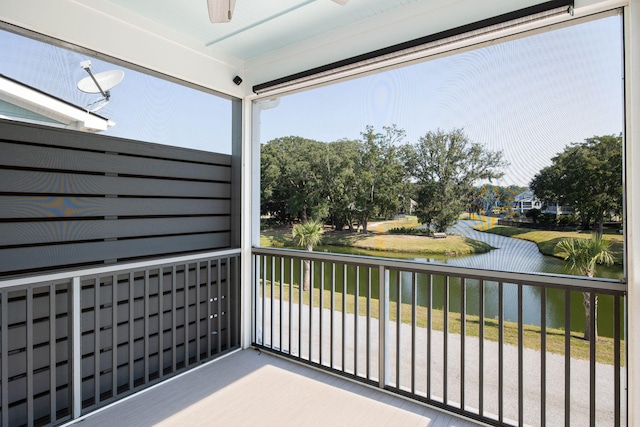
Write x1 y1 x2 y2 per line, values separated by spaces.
625 1 640 425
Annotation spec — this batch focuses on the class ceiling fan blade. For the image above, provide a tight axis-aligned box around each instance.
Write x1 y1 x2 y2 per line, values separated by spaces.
208 0 236 23
331 0 349 4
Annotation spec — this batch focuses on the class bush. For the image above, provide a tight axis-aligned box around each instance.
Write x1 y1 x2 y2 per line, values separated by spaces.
538 213 557 225
558 214 579 226
388 227 428 235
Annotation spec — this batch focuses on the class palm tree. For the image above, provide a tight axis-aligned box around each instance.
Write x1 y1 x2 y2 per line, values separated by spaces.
292 220 324 291
555 235 614 340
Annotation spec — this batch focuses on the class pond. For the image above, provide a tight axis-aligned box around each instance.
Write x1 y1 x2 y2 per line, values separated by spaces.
265 220 624 338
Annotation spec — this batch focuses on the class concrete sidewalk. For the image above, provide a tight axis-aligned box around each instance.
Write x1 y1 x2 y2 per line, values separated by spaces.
258 296 626 426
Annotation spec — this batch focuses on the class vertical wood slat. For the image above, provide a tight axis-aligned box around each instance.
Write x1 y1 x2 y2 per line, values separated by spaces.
171 266 177 373
144 269 150 382
71 278 80 419
195 263 201 363
49 284 57 423
184 264 189 367
94 277 100 406
159 267 164 379
217 259 222 355
129 272 134 391
1 292 7 427
26 287 34 427
226 258 231 353
112 273 118 398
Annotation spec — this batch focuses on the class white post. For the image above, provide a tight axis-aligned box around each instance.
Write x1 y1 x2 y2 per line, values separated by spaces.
625 2 640 425
240 97 254 349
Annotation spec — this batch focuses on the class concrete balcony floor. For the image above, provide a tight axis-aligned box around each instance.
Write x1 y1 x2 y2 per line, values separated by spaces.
70 349 482 427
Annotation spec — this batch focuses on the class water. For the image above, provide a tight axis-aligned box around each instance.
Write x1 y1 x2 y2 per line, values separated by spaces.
265 220 624 337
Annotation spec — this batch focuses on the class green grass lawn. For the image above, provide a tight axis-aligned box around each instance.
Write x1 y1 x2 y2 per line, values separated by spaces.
262 281 624 366
261 216 494 256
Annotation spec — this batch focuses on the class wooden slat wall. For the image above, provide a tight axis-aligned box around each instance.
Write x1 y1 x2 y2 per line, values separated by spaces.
79 256 240 414
0 120 234 276
0 280 74 427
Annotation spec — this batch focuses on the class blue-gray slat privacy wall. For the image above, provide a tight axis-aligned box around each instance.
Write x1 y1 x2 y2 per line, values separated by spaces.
0 253 240 427
0 119 234 276
0 118 242 426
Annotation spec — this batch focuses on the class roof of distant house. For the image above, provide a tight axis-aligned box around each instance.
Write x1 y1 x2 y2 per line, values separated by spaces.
0 73 114 132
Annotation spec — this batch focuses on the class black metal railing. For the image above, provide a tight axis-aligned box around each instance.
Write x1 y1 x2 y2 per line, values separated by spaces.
0 249 241 427
252 247 626 427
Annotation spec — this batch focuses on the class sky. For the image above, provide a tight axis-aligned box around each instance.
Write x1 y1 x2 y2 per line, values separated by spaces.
0 29 233 154
259 15 624 187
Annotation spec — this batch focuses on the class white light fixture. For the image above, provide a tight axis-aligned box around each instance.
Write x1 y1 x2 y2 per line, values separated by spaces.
208 0 236 23
208 0 347 24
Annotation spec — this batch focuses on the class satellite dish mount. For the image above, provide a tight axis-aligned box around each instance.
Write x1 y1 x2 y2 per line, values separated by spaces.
77 60 124 112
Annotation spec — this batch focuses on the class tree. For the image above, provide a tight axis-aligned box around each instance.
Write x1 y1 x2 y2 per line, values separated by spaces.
292 220 324 291
555 236 614 340
317 139 360 231
260 136 328 223
530 135 622 236
405 129 506 232
352 125 407 232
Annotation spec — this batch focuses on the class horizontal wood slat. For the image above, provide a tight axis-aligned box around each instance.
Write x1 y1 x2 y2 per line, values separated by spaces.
0 119 231 165
0 233 231 273
0 196 230 219
0 170 231 198
0 142 231 181
0 217 231 246
0 120 237 276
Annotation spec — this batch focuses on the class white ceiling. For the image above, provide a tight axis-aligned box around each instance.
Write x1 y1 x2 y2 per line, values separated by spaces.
100 0 421 61
1 0 615 96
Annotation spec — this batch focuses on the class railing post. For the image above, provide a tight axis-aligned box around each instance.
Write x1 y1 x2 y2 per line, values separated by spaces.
378 265 388 389
72 276 82 419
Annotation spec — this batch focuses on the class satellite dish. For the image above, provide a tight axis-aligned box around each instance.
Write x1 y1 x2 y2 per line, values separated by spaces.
77 70 124 94
77 60 124 113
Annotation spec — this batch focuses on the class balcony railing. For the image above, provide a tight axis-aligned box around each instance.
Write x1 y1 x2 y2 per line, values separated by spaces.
252 247 626 427
0 249 241 427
